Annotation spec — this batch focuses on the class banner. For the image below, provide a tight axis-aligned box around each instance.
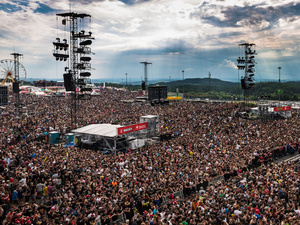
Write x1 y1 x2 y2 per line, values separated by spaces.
118 122 148 135
167 96 182 100
274 106 291 111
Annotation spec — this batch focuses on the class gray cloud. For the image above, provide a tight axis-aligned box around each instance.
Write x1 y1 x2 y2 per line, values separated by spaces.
68 0 152 6
191 2 300 31
68 0 105 4
1 0 300 81
118 0 152 5
115 39 194 57
280 2 300 16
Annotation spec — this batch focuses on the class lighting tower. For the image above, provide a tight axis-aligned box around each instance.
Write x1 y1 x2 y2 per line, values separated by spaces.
11 52 23 114
208 72 211 101
53 12 94 128
237 43 256 108
278 66 281 102
182 70 184 99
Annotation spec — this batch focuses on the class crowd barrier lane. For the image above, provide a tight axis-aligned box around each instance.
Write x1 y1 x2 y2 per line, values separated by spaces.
157 190 185 206
271 148 281 159
148 146 297 209
151 181 211 206
271 145 299 161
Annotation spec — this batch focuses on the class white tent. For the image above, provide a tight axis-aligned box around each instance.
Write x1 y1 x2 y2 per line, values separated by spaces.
72 124 122 138
72 124 125 153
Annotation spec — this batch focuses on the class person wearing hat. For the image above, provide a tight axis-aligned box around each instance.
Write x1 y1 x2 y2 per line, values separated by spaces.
249 215 257 224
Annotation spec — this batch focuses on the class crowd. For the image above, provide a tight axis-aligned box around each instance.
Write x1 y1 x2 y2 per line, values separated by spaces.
0 89 299 225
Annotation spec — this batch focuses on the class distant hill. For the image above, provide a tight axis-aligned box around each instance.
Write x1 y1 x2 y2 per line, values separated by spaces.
153 78 239 94
152 78 300 101
23 77 300 100
156 78 237 86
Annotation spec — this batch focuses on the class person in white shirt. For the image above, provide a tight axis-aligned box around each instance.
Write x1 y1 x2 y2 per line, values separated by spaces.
19 176 26 187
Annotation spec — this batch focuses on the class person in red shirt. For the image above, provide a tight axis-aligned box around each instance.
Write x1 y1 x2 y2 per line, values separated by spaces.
254 207 260 215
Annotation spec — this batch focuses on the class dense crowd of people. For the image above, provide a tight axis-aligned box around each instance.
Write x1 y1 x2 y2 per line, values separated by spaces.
0 89 299 225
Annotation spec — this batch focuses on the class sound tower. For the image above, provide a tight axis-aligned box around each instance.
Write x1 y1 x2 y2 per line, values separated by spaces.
148 85 167 101
241 78 246 89
13 82 20 93
0 86 8 106
142 81 146 90
63 73 75 91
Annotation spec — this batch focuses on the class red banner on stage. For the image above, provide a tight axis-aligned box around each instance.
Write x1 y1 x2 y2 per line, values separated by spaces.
274 106 291 111
118 122 148 135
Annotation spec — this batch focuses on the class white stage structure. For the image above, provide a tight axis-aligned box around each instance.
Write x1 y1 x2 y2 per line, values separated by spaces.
251 105 292 119
139 115 160 137
72 122 149 153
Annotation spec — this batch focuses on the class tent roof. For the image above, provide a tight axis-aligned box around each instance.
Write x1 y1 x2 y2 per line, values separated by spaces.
72 124 122 138
140 115 158 119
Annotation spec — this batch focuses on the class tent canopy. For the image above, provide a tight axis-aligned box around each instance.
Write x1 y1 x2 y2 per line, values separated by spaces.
72 124 122 138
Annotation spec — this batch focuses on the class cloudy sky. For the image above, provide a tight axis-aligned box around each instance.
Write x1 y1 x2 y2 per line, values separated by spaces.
0 0 300 84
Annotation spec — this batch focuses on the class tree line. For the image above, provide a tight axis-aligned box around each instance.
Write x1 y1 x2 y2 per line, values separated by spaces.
73 79 300 101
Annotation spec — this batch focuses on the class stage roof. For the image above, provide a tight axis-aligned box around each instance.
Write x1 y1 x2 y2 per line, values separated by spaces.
72 124 122 138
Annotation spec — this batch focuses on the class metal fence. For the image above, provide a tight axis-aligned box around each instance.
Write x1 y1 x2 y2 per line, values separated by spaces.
174 190 184 199
208 175 225 186
95 212 126 225
160 190 184 206
112 212 126 225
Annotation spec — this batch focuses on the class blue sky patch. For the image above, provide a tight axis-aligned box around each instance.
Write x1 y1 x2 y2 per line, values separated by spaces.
0 1 55 14
0 3 23 13
34 3 55 14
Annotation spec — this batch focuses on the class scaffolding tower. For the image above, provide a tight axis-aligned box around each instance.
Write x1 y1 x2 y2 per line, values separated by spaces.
140 61 152 90
11 52 23 114
237 43 256 109
53 12 94 128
